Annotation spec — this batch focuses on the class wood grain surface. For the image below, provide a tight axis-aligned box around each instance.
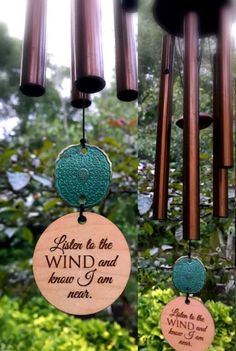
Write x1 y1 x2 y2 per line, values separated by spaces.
33 212 131 315
160 296 215 351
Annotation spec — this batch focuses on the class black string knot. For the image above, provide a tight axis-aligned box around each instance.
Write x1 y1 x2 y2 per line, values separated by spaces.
80 138 87 148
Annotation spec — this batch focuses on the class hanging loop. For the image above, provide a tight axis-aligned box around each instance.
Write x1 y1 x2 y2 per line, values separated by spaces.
185 293 190 304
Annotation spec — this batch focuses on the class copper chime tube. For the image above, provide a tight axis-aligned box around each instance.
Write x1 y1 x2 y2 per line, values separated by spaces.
183 12 200 240
114 0 138 101
213 54 228 217
153 35 175 220
71 0 105 94
70 6 91 109
20 0 47 97
217 5 233 168
71 89 92 109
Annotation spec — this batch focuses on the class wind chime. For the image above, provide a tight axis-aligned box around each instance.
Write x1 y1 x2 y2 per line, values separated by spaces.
153 0 233 350
20 0 137 315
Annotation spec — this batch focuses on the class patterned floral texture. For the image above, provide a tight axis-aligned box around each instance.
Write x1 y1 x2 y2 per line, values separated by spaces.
55 144 111 208
173 256 206 294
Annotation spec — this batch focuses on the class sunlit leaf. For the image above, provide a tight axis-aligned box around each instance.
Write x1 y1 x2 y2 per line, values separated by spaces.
175 225 183 241
6 171 30 191
161 245 173 251
138 194 153 215
32 174 52 188
5 227 17 238
43 198 61 211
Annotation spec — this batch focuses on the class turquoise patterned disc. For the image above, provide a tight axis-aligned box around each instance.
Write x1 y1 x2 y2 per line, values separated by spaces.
173 256 206 294
55 144 111 208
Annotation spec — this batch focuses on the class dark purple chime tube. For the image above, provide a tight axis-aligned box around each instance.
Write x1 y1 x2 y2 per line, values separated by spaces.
153 34 175 220
70 6 91 109
213 54 228 218
114 0 138 101
20 0 47 97
71 0 105 94
71 88 92 109
183 12 200 241
217 5 233 168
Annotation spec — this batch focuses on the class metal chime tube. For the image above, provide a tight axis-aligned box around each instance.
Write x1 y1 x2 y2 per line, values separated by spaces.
71 0 105 94
217 5 233 168
71 89 92 109
153 35 175 220
183 12 200 240
70 6 91 109
213 54 228 217
114 0 138 101
20 0 47 97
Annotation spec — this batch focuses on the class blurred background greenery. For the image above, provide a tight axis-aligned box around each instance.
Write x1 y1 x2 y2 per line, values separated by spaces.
138 1 235 350
0 21 137 350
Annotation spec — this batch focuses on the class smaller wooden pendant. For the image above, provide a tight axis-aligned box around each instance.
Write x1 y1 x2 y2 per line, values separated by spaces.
160 297 215 351
33 212 131 315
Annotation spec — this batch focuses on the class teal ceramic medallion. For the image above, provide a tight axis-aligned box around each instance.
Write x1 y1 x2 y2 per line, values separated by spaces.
173 256 206 294
55 144 111 208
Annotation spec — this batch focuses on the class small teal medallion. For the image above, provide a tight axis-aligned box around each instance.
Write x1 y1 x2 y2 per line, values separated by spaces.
55 144 111 208
173 256 206 294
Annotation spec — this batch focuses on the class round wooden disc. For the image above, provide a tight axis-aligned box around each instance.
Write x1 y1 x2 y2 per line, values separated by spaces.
33 212 131 315
160 297 215 351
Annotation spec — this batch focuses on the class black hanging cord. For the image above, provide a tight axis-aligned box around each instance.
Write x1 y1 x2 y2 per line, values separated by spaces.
80 94 87 148
185 240 192 303
78 204 87 224
188 240 192 259
78 95 87 224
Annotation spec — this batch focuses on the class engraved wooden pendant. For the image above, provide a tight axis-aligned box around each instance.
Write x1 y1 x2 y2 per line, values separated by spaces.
160 297 215 351
33 212 131 315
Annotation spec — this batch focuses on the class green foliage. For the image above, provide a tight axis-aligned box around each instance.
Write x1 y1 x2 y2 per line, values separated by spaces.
138 289 174 351
0 295 137 351
138 289 235 351
206 300 235 351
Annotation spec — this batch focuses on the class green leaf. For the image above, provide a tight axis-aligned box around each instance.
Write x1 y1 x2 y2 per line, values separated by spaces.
43 198 61 211
143 222 154 236
0 149 17 169
20 227 33 243
209 230 220 251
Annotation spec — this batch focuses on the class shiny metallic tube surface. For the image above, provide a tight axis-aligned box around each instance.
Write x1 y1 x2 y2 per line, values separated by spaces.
71 0 105 94
217 5 233 168
114 0 138 101
183 12 200 240
71 88 92 109
153 35 175 220
213 54 228 217
70 8 91 109
20 0 47 97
